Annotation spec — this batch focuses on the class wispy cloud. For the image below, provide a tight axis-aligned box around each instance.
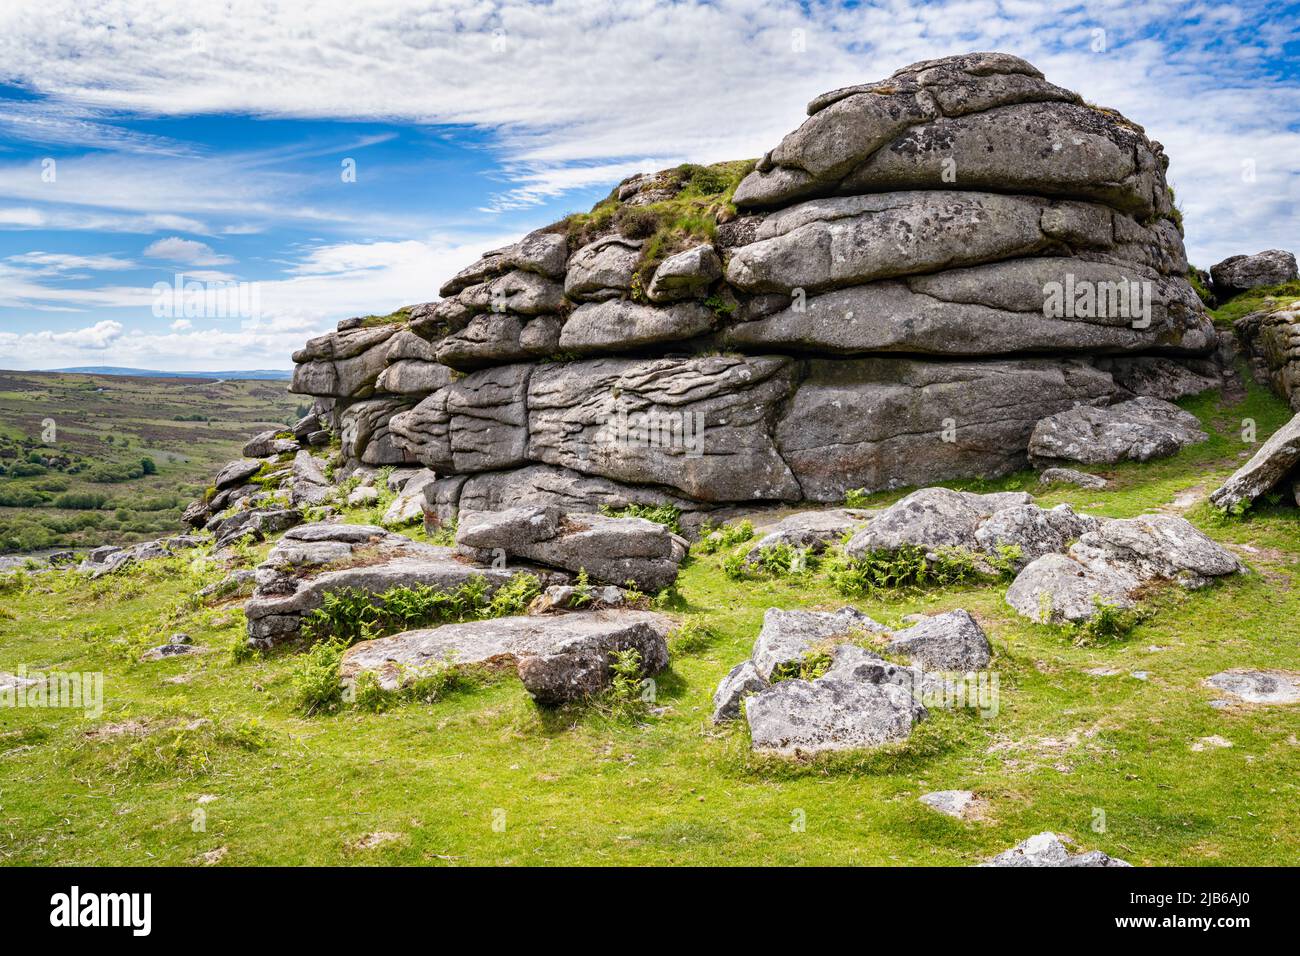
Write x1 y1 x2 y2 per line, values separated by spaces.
144 236 232 266
0 0 1292 264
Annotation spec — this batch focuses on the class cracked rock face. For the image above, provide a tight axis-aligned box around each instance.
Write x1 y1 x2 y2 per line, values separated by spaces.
1235 306 1300 411
279 52 1209 523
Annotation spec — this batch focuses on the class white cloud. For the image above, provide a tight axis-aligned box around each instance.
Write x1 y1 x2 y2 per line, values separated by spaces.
7 251 138 273
0 319 125 352
0 231 516 370
0 205 210 234
144 236 233 266
0 0 1290 265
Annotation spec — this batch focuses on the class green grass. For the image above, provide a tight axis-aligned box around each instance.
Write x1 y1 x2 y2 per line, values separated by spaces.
1208 278 1300 326
0 375 1297 866
557 159 756 293
0 370 301 554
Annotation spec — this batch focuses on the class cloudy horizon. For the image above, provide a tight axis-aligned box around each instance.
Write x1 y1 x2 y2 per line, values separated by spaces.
0 0 1295 371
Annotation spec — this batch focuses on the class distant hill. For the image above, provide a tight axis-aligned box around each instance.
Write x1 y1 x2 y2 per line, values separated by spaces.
45 366 292 381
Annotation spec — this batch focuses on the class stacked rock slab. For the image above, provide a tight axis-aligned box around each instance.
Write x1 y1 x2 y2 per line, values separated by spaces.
286 53 1212 520
1235 303 1300 411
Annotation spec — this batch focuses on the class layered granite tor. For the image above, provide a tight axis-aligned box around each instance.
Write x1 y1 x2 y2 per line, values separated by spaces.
289 52 1217 519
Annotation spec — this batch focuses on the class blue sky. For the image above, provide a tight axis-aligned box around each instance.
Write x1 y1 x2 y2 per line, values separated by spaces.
0 0 1295 371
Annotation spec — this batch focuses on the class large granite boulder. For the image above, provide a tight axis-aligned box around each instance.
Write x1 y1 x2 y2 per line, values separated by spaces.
844 487 1034 557
1006 514 1240 623
1210 249 1297 297
271 53 1205 516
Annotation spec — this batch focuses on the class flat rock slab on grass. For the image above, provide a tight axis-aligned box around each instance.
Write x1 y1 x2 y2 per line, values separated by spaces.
1204 670 1300 705
1190 735 1234 751
981 832 1131 867
340 609 671 705
1209 411 1300 512
745 676 925 757
0 671 42 692
140 643 205 662
244 522 566 648
1038 467 1108 489
1028 397 1207 466
919 790 979 819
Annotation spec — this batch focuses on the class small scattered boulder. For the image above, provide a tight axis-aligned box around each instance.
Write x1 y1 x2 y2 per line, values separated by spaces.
1029 397 1207 466
242 430 298 458
1204 670 1300 705
381 469 437 527
214 458 264 491
211 507 300 551
982 832 1130 867
742 509 865 567
1038 467 1108 490
919 790 979 819
528 583 628 614
711 660 769 723
347 485 380 507
1210 249 1298 296
974 502 1096 570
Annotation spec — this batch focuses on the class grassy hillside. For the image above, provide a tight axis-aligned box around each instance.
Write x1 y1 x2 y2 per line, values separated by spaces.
0 370 302 554
1 375 1296 865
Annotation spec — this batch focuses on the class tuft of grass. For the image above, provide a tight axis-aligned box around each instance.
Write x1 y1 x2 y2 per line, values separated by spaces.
299 574 541 645
1209 278 1300 326
823 545 985 596
600 502 683 536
